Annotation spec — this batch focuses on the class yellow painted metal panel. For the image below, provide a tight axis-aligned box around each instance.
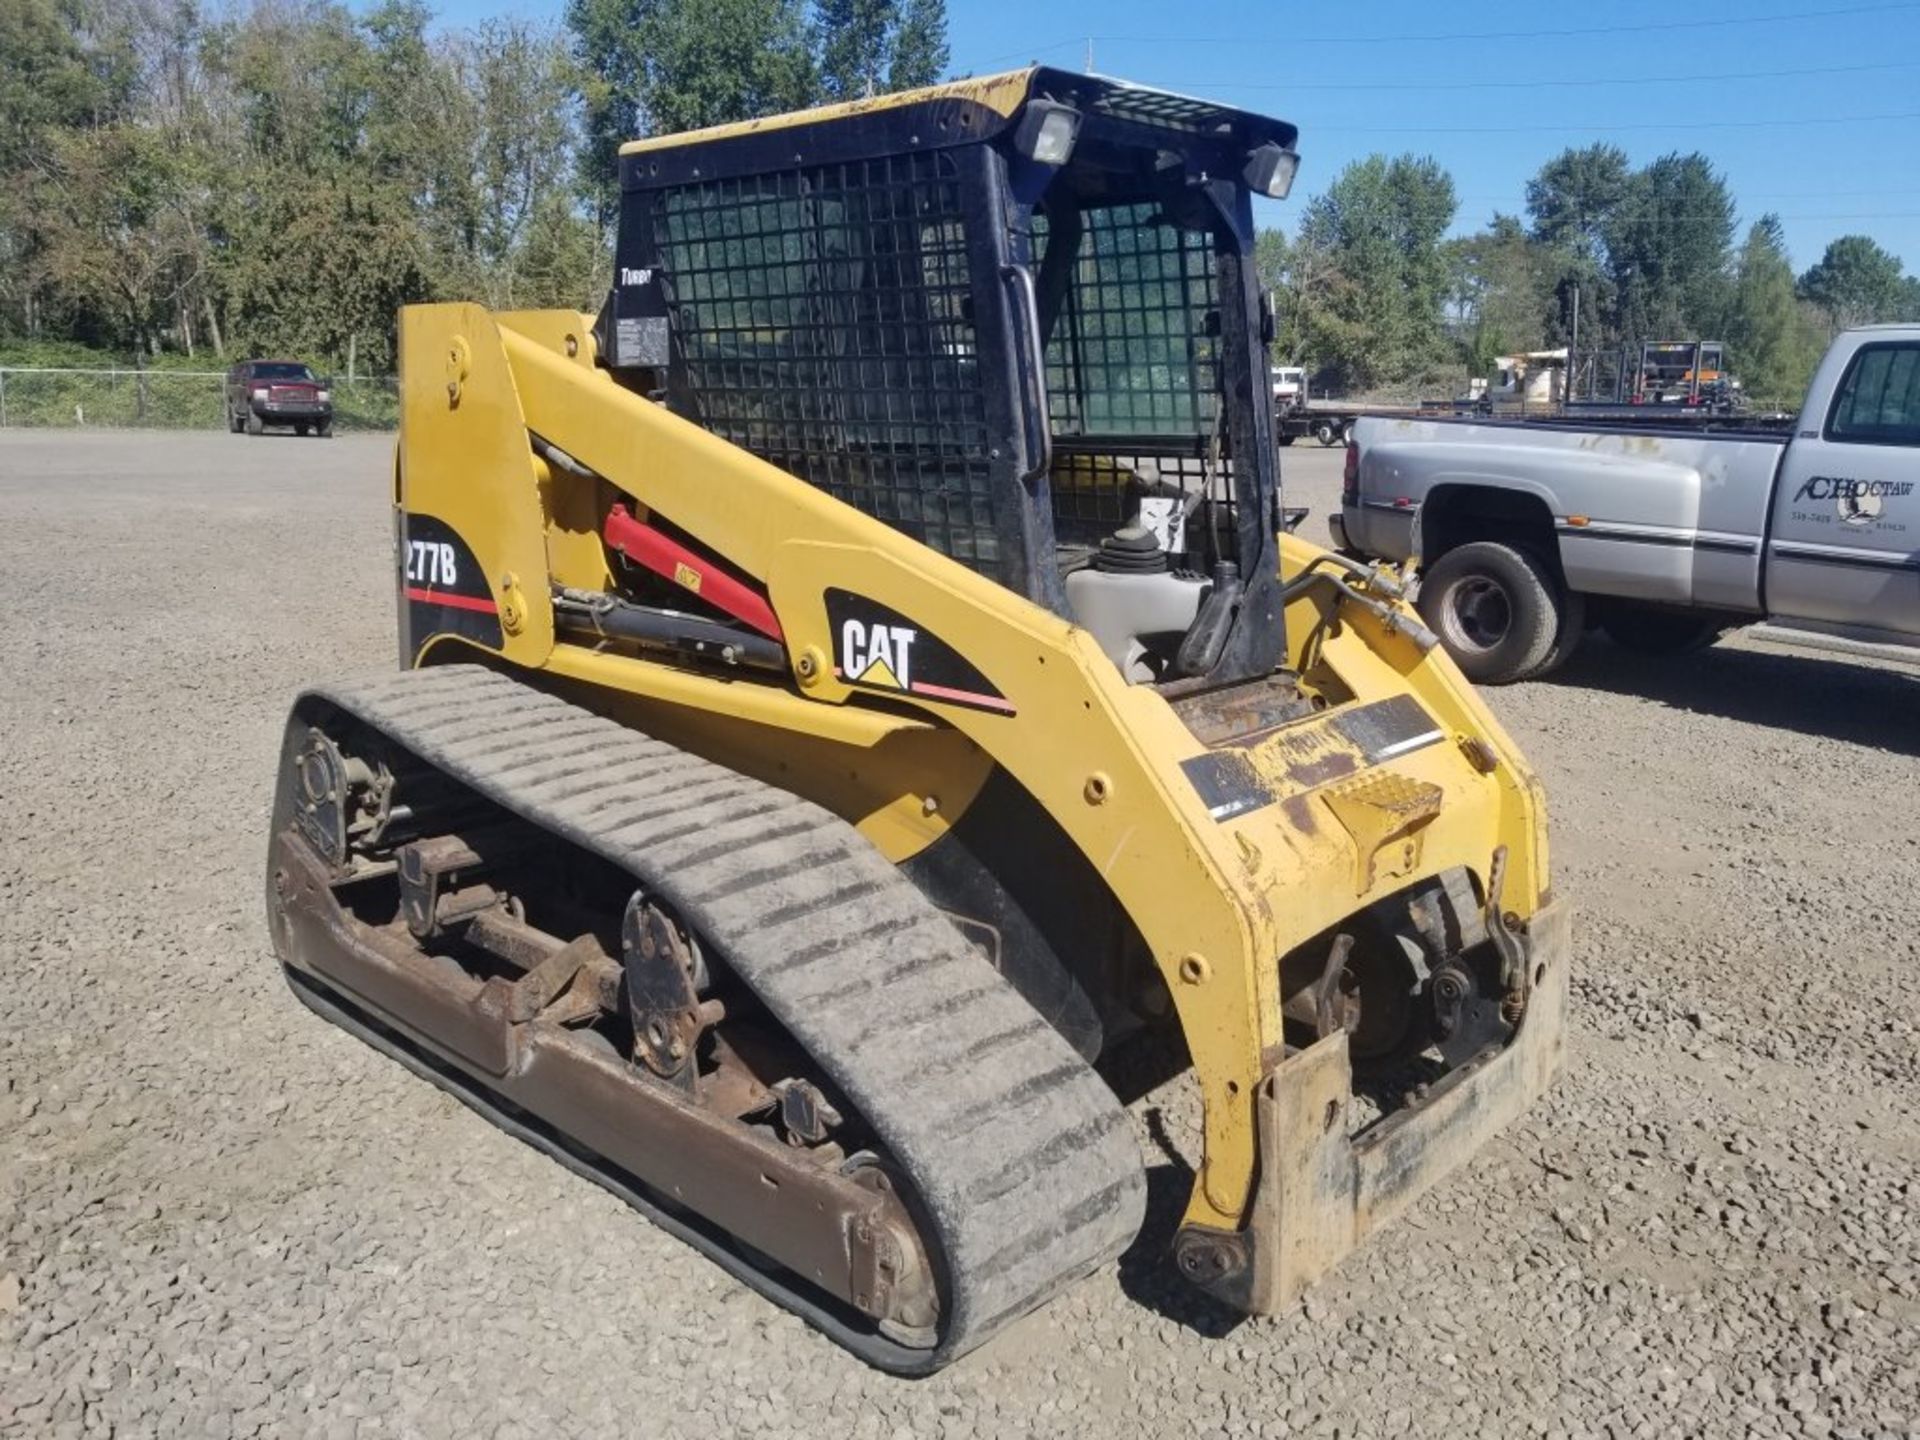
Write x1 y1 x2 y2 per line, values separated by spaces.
619 70 1036 156
396 301 1559 1241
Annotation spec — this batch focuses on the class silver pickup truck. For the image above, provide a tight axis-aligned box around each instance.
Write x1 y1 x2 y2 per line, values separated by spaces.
1334 325 1920 683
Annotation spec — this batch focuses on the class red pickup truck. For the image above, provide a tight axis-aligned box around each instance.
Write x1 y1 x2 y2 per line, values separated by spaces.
226 360 333 437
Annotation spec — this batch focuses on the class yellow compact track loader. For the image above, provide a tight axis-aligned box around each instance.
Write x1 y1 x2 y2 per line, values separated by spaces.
265 68 1567 1372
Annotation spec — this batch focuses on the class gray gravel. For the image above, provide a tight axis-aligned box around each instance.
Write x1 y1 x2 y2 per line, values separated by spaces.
3 429 1917 1439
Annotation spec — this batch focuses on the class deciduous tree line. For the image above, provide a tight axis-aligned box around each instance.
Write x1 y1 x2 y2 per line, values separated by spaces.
0 0 946 371
1260 144 1920 403
4 3 1914 406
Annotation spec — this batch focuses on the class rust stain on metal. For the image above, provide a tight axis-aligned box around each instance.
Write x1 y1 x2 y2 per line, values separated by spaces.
1234 903 1569 1313
1280 748 1360 788
271 828 941 1331
1232 718 1367 798
1169 674 1317 748
1279 794 1321 837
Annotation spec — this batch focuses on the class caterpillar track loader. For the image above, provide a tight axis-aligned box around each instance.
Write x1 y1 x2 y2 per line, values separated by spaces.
265 68 1568 1372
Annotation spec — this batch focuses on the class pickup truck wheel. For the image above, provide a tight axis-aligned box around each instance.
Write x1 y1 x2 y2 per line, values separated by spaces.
317 420 332 438
1518 588 1587 681
1416 542 1559 684
245 412 263 436
1598 602 1729 657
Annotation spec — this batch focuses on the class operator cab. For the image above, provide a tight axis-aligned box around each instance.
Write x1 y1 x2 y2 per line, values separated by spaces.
599 68 1301 687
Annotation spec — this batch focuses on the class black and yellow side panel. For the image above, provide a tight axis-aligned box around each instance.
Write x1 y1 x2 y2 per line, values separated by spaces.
396 307 556 669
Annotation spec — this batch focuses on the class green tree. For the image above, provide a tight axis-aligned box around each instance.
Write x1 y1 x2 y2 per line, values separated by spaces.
2 0 578 362
0 0 138 338
814 0 947 100
449 20 597 309
1253 226 1332 366
885 0 947 90
29 123 198 352
514 192 606 310
567 0 947 216
210 0 454 370
1253 227 1287 296
633 0 816 134
1799 234 1907 332
568 0 816 214
5 0 959 366
0 0 134 164
1446 213 1552 373
215 167 435 373
1899 274 1920 322
1295 153 1456 390
1727 214 1824 404
1603 152 1734 343
1526 144 1631 264
1525 144 1631 345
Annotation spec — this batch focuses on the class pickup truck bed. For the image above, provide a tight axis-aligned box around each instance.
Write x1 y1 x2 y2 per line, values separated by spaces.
1334 326 1920 683
1340 417 1792 613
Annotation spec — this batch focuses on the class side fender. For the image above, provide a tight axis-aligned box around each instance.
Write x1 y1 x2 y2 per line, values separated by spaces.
397 305 556 669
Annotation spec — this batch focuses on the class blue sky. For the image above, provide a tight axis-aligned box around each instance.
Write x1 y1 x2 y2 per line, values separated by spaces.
436 0 1920 272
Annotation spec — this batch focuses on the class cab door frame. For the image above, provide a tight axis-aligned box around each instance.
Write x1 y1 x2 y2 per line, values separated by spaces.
1764 333 1920 637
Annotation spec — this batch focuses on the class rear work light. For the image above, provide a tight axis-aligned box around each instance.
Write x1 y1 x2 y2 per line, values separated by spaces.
1341 440 1360 504
1014 101 1081 167
1244 143 1301 200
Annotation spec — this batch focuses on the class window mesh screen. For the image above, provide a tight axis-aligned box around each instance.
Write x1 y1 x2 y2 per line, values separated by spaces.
647 151 1005 578
1037 203 1233 555
1049 441 1236 562
1040 203 1220 435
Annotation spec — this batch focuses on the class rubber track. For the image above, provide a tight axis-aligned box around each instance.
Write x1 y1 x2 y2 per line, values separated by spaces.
287 665 1146 1370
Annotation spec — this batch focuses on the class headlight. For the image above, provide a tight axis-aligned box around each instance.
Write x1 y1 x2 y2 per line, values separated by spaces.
251 387 268 400
1013 100 1081 167
1244 143 1301 200
317 390 331 403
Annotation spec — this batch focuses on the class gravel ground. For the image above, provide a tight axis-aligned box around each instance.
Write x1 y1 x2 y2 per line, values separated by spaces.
3 430 1917 1439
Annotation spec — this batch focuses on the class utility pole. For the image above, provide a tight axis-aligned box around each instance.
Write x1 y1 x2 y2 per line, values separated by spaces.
1085 37 1094 72
1569 282 1579 401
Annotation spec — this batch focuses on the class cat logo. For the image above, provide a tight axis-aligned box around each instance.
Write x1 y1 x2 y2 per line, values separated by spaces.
838 618 917 691
823 589 1013 714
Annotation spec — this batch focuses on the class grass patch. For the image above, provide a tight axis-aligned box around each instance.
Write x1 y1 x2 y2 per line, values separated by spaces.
0 342 396 431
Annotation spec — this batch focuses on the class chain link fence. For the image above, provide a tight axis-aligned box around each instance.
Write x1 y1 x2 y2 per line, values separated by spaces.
0 368 398 431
